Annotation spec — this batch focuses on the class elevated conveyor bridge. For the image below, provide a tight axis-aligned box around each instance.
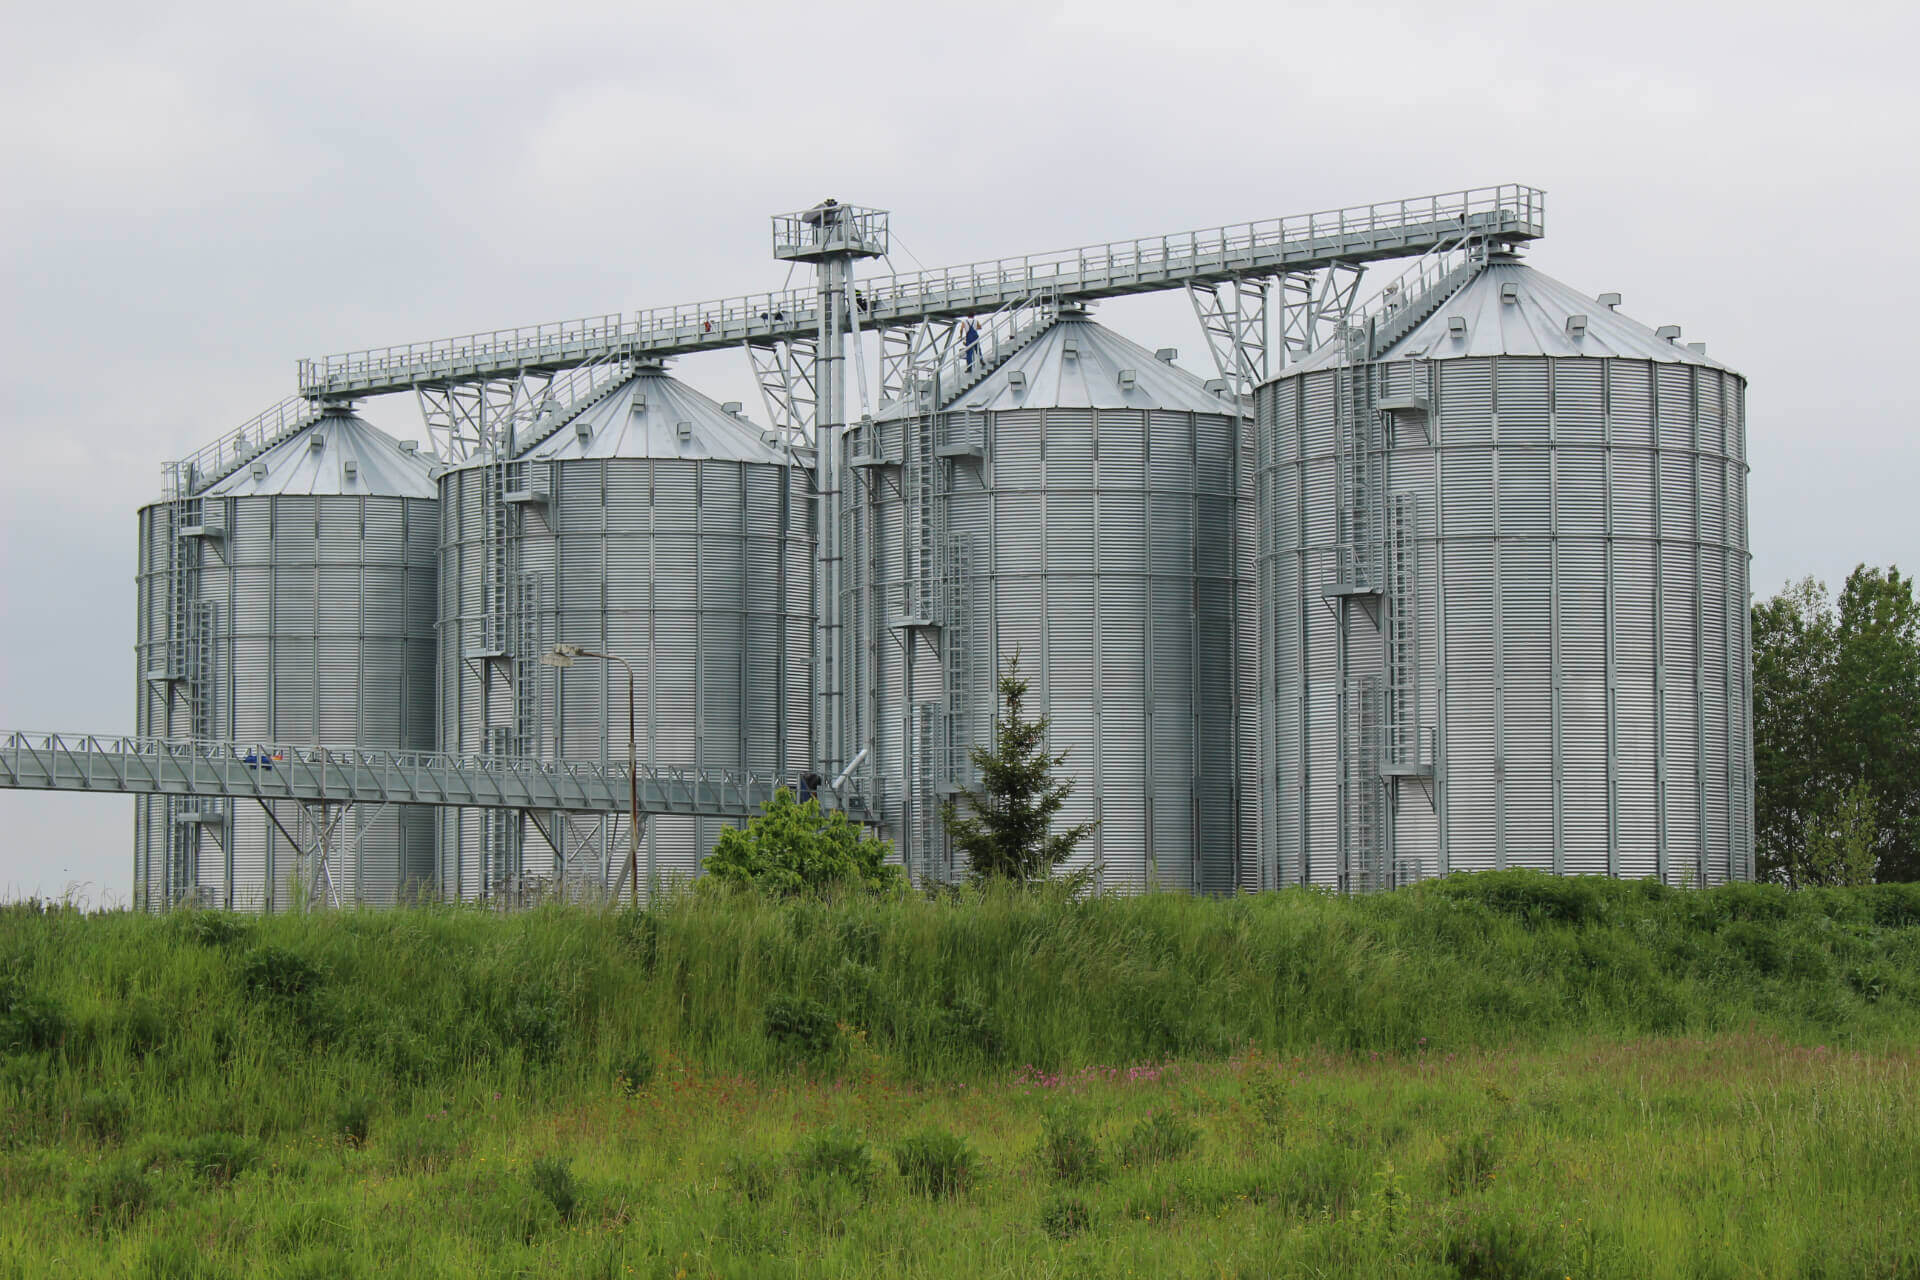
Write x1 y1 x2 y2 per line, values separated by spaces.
295 185 1542 401
0 730 800 818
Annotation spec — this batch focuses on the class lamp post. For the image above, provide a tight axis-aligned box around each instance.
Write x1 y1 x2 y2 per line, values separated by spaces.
541 643 643 910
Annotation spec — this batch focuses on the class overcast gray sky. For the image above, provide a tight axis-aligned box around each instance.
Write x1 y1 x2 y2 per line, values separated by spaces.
3 0 1915 904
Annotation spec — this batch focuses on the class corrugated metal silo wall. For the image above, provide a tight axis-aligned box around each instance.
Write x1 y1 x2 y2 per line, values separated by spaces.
133 493 438 911
846 404 1251 892
436 457 813 900
1256 355 1751 888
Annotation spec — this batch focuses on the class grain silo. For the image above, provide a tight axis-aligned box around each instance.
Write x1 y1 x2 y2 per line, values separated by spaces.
843 310 1253 892
435 368 813 901
133 409 439 910
1254 251 1751 890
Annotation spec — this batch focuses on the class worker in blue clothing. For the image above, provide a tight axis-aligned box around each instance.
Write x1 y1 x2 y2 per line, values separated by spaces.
963 318 981 371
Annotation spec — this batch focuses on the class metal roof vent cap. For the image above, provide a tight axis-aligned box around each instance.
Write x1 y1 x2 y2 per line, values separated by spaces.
1007 370 1028 392
1155 347 1177 364
1117 369 1137 391
341 459 358 482
574 422 594 443
250 462 269 481
1499 282 1519 304
1203 377 1230 396
1062 338 1079 358
1447 316 1468 337
629 395 648 414
1656 325 1682 342
1565 315 1588 339
721 401 743 415
1687 341 1708 354
1598 292 1622 310
308 434 326 451
676 420 693 441
398 440 420 455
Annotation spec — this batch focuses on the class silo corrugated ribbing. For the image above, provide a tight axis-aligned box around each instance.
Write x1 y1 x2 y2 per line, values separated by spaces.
133 411 439 910
844 315 1253 892
1254 258 1751 889
435 371 813 901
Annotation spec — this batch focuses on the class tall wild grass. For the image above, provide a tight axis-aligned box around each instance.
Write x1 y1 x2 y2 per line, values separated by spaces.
2 871 1917 1144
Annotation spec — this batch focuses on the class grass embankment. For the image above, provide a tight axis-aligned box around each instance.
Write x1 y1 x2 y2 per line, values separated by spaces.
3 874 1919 1276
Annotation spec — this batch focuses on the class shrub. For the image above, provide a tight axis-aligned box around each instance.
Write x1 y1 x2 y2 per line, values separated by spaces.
792 1127 876 1198
938 993 1004 1060
75 1157 152 1232
0 975 69 1054
529 1155 579 1221
335 1098 373 1147
121 995 172 1057
76 1089 133 1145
174 911 251 948
703 788 901 897
1040 1106 1105 1185
1118 1110 1199 1167
1040 1194 1092 1240
1441 1209 1559 1279
613 1046 656 1095
238 946 324 1005
182 1132 258 1186
499 986 566 1064
764 995 837 1060
1443 1130 1502 1195
893 1128 979 1198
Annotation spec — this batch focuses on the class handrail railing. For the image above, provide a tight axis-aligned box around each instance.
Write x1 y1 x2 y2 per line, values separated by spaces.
164 397 321 498
297 185 1543 399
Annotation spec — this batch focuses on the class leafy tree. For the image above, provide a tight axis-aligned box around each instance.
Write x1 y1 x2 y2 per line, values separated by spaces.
1830 567 1920 879
1799 781 1880 887
940 656 1097 884
1752 566 1920 883
1752 577 1838 879
702 789 900 897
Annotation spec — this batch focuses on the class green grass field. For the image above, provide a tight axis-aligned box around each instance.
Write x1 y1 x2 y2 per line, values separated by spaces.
3 874 1919 1277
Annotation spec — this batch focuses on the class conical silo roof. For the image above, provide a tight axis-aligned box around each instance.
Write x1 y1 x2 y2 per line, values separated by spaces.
1287 257 1732 375
883 314 1233 417
520 369 788 463
202 409 437 498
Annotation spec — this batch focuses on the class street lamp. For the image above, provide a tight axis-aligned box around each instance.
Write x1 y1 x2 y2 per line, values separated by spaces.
541 643 644 910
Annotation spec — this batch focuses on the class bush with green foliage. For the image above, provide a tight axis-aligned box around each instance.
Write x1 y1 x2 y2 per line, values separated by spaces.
792 1127 877 1199
703 788 901 897
75 1089 132 1145
1040 1194 1092 1240
75 1157 151 1232
1117 1110 1198 1167
1039 1106 1104 1184
893 1128 978 1198
613 1046 655 1095
529 1155 578 1221
182 1131 258 1187
0 973 69 1054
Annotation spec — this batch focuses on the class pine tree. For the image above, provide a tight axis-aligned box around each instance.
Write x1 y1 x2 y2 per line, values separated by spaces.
940 656 1098 884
